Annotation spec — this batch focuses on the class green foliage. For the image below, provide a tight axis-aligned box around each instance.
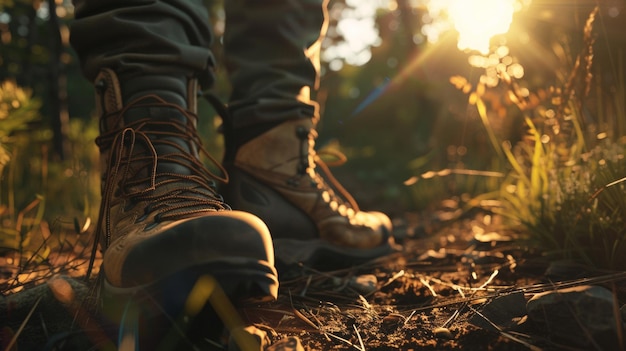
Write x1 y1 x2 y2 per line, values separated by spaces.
487 128 626 269
0 80 40 173
0 79 99 269
548 141 626 269
0 79 43 255
462 7 626 269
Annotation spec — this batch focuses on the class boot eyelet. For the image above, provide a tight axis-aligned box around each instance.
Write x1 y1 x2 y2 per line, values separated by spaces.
95 79 107 92
144 222 159 231
143 214 163 231
295 126 309 139
144 203 155 213
135 214 147 223
154 213 163 222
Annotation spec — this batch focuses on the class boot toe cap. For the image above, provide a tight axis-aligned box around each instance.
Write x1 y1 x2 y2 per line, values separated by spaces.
104 211 274 288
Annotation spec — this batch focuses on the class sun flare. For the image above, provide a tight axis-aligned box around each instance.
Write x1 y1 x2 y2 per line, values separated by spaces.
446 0 517 54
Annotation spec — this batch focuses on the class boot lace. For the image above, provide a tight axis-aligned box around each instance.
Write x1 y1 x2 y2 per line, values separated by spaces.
205 93 360 218
292 126 361 214
86 96 229 280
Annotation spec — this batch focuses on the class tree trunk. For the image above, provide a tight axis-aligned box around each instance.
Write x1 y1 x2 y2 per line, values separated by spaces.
47 0 70 160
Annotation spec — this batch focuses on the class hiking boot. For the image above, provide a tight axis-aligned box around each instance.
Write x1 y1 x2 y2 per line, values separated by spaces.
221 117 395 270
91 69 278 348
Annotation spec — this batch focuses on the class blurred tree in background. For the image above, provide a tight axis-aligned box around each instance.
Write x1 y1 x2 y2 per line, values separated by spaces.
0 0 97 227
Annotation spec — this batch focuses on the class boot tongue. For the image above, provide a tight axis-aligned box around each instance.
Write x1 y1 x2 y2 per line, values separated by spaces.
122 75 188 109
119 75 197 177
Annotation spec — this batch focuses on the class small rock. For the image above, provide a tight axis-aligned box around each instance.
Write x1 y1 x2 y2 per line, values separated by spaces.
381 313 405 329
349 274 378 295
526 285 620 349
544 260 597 280
382 313 404 324
331 276 343 287
0 276 93 350
469 291 527 332
418 248 447 261
472 231 513 250
47 275 75 305
474 231 512 243
433 327 453 339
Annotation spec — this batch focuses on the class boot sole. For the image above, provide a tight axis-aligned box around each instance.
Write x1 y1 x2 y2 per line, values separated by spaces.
274 237 397 272
101 258 277 350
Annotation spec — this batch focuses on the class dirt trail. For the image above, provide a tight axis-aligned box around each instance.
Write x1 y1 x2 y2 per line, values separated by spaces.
2 211 625 350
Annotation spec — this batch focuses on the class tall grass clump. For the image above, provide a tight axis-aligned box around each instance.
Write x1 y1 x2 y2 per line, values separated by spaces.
459 7 626 270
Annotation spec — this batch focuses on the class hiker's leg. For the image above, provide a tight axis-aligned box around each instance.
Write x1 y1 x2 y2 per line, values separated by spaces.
221 0 395 271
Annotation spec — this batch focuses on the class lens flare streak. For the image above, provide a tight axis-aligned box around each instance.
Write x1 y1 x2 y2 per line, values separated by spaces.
351 77 391 117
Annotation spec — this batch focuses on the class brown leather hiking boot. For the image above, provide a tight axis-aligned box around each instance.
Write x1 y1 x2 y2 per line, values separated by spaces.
221 117 395 270
91 69 278 348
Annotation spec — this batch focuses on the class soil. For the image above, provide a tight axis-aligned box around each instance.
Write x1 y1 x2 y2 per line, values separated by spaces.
2 208 625 350
242 209 626 350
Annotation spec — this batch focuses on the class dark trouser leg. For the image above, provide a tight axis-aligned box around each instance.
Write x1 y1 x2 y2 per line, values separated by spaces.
223 0 327 130
70 0 215 106
220 0 394 271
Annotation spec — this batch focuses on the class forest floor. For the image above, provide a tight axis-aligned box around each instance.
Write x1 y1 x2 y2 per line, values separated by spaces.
2 206 626 350
249 207 626 351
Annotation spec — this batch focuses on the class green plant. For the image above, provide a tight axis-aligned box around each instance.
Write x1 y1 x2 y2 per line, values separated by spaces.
455 7 626 269
0 80 42 254
0 80 100 293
